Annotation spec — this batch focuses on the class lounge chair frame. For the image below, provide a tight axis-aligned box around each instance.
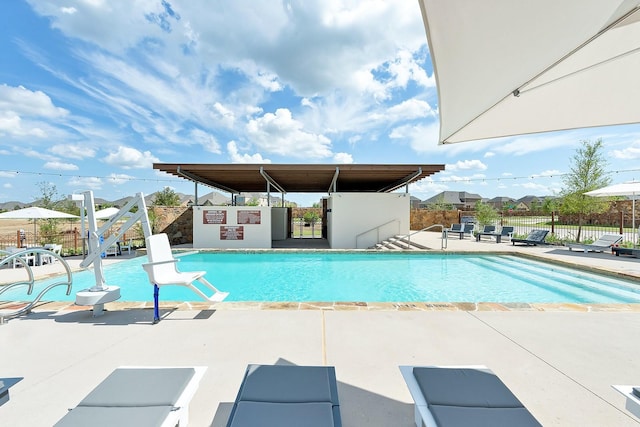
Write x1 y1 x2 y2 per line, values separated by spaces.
567 234 623 253
227 364 341 427
54 366 206 427
511 229 549 246
400 365 541 427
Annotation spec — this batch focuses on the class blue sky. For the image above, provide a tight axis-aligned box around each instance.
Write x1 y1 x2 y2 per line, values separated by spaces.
1 1 640 207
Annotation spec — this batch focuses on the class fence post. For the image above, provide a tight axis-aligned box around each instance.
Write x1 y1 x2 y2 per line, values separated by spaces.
620 211 624 235
551 211 555 234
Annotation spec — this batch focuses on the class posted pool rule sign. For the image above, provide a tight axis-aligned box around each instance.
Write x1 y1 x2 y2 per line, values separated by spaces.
220 226 244 240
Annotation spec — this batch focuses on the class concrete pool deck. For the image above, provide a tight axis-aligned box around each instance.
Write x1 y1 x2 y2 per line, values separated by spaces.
1 231 640 426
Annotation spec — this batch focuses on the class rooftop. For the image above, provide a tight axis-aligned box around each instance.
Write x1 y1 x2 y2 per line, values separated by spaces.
1 234 640 426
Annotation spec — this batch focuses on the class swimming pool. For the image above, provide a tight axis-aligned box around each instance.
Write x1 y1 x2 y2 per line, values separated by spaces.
4 252 640 303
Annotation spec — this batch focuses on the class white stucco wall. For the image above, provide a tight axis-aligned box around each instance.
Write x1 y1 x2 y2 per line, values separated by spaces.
327 192 410 249
271 207 288 240
192 206 272 248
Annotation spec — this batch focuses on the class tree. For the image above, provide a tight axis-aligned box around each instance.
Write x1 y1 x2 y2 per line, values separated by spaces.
35 182 66 244
474 201 499 227
559 139 611 242
152 187 181 206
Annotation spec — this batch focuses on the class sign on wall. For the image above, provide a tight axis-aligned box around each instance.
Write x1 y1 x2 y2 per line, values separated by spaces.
220 226 244 240
203 210 227 224
237 210 261 224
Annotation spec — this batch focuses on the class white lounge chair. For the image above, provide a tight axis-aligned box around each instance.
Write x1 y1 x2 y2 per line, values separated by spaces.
142 233 228 322
612 385 640 419
54 366 206 427
567 234 623 253
400 365 541 427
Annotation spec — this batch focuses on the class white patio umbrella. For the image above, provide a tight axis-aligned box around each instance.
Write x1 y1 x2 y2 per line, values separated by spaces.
585 181 640 241
418 1 640 144
94 207 121 219
0 206 78 243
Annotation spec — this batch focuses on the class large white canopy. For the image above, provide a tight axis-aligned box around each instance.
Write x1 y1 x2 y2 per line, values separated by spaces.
585 181 640 238
418 1 640 144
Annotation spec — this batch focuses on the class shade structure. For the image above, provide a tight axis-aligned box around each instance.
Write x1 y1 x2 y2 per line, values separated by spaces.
585 181 640 242
0 207 78 242
418 1 640 144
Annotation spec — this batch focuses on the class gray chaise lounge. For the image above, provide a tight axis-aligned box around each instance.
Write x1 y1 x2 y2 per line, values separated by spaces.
567 233 623 253
400 365 541 427
54 366 206 427
226 364 341 427
511 229 549 246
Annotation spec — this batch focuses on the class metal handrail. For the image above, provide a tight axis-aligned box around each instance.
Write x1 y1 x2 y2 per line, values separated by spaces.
0 248 73 323
355 219 400 249
400 224 447 250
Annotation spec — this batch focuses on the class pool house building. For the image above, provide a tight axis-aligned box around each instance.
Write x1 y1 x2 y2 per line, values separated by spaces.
153 163 445 249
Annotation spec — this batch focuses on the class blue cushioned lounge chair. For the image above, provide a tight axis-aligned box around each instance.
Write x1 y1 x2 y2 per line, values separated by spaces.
226 365 341 427
54 366 206 427
400 365 541 427
511 229 549 246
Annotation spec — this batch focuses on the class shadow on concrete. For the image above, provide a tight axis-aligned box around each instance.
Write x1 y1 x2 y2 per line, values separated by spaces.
207 358 414 427
545 248 640 262
9 307 219 326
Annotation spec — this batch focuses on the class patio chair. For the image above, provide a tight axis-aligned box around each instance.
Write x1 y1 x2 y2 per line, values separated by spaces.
511 229 549 246
498 226 515 242
567 234 623 253
399 365 541 427
119 238 133 255
226 364 341 427
5 247 35 268
142 233 228 322
475 225 496 241
42 243 62 264
54 366 206 427
443 223 463 239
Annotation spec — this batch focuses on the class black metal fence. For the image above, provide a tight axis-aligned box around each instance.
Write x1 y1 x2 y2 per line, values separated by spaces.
460 210 639 246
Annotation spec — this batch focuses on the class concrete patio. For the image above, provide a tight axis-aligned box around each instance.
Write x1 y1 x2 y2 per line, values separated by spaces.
1 231 640 426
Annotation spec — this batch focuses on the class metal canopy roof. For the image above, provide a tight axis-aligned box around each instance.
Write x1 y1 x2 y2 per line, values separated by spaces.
154 163 445 194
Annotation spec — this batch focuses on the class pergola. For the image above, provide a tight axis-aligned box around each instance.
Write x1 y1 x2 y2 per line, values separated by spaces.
153 163 445 200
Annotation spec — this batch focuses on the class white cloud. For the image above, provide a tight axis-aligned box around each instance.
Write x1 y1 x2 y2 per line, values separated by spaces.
44 161 78 171
0 171 17 178
227 140 270 163
247 108 332 159
610 141 640 160
333 152 353 163
484 151 495 158
68 176 102 190
103 146 159 169
106 173 134 184
531 169 563 178
389 122 440 154
190 129 222 154
3 183 12 189
0 84 68 118
446 160 487 172
50 144 96 159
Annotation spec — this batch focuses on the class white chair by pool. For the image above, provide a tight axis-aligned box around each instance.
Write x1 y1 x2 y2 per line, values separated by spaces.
142 233 228 322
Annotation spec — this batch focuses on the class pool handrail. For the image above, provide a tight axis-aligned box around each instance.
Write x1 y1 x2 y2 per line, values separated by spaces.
0 248 73 324
401 224 447 250
355 219 401 249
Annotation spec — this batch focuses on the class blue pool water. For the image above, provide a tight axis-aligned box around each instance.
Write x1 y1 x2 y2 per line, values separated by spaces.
4 252 640 303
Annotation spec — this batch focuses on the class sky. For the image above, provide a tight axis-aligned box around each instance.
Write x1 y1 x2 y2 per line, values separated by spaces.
1 0 640 207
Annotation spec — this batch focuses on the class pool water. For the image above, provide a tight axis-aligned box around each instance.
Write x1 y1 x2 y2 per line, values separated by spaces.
4 252 640 303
